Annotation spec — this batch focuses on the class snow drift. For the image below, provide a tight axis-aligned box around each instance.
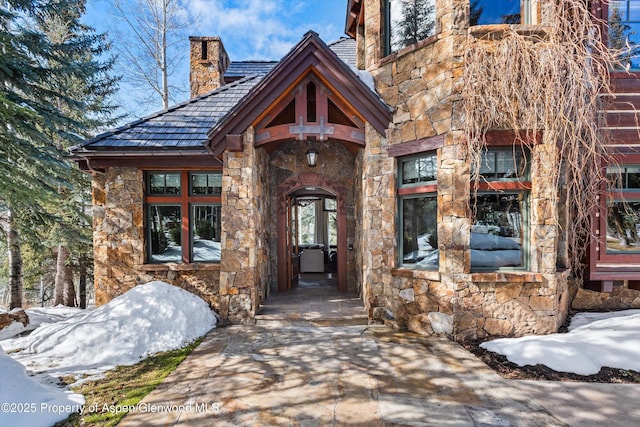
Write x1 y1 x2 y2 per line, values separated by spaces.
3 281 217 377
0 349 84 427
481 309 640 375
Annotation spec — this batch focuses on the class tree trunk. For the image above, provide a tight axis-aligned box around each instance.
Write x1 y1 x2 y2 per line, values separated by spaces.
7 211 23 309
54 244 68 306
161 0 169 109
63 260 75 307
78 257 87 309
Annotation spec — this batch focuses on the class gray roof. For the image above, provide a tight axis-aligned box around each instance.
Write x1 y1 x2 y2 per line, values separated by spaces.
225 61 278 80
328 38 356 67
73 76 261 150
72 37 357 152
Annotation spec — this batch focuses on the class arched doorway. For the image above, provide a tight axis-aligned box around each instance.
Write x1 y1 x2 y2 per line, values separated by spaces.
277 173 348 292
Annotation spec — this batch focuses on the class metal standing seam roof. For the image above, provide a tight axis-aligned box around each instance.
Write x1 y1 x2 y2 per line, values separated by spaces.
70 38 359 152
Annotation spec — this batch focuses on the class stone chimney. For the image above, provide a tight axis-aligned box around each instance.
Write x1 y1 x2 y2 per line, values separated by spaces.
189 36 230 98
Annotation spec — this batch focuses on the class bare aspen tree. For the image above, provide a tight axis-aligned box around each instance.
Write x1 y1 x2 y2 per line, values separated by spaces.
109 0 192 110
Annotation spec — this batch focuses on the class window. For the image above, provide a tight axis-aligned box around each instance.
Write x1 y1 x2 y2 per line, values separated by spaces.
190 172 222 195
398 152 438 269
470 0 531 26
324 198 338 247
471 148 530 269
604 165 640 254
385 0 436 55
145 171 222 264
609 0 640 70
605 201 640 254
297 199 318 245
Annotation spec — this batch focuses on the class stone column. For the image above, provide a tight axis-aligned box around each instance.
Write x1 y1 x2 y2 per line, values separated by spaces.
363 0 383 70
220 128 262 323
91 168 144 305
360 124 396 319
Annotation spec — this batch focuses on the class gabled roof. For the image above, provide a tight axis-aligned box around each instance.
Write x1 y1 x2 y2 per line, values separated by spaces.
70 75 262 153
207 31 391 155
223 39 356 83
69 34 383 160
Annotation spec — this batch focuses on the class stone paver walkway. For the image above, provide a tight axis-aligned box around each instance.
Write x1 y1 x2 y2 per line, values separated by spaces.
255 274 368 327
120 324 566 426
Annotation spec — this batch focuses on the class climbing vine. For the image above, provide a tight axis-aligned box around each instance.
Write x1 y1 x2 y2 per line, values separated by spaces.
463 0 623 280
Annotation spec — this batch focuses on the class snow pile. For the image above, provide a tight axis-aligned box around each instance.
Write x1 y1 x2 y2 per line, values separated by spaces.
2 281 217 379
481 309 640 375
25 306 84 330
0 306 83 340
0 349 84 427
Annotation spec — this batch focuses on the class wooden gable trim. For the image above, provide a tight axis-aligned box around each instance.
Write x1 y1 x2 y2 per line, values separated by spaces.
255 123 365 146
207 31 391 156
345 0 362 38
253 71 366 146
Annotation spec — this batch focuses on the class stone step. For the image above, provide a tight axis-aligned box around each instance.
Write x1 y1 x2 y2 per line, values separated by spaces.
254 314 369 327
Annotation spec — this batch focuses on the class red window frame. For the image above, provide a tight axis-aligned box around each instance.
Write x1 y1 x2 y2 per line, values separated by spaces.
145 169 221 264
594 155 640 265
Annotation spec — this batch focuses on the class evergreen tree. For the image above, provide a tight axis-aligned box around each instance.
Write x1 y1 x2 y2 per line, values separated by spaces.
609 6 636 70
469 0 483 26
0 0 118 308
392 0 435 52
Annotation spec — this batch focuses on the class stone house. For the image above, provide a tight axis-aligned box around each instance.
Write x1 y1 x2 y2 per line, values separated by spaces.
70 0 640 341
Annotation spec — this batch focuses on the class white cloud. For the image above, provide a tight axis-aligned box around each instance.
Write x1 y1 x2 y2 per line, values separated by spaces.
188 0 345 60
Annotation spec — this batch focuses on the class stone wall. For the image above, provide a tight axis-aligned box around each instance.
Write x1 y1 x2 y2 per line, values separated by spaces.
91 167 221 311
357 0 570 339
365 1 461 144
573 285 640 311
220 128 269 323
360 124 396 318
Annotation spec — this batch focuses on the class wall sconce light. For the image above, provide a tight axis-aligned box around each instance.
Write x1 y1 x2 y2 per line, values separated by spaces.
306 149 318 168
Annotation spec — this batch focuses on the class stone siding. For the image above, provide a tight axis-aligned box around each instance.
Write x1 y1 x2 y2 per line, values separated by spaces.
357 0 570 340
91 167 221 311
220 128 269 323
360 124 396 318
189 36 229 98
573 285 640 311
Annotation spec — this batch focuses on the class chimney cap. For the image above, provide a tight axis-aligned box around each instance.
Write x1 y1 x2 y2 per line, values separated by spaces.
189 36 222 41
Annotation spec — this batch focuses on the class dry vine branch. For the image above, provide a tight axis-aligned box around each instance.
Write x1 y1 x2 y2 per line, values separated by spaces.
463 0 622 281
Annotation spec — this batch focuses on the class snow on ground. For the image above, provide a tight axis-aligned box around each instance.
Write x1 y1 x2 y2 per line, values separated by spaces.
0 306 84 340
481 309 640 375
2 281 217 380
0 350 84 427
0 281 217 426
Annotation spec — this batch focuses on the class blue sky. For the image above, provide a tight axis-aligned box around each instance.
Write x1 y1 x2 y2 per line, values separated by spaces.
83 0 349 119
